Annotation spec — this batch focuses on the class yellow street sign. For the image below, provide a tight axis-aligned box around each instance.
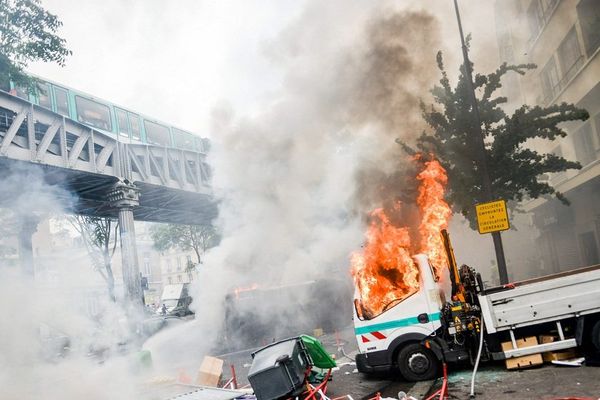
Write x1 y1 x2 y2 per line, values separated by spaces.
475 199 510 234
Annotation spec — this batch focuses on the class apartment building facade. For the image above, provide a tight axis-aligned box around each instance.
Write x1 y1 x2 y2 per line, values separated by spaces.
495 0 600 273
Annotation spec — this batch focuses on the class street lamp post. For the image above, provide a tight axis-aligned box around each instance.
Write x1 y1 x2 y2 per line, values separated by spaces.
453 0 509 284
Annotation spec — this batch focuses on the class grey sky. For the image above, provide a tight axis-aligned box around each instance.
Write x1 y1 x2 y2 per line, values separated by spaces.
30 1 499 138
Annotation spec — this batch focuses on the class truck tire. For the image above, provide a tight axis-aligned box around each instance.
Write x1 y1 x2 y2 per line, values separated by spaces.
397 343 439 381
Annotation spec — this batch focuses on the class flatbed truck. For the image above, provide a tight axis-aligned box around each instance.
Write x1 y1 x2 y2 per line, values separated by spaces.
354 230 600 381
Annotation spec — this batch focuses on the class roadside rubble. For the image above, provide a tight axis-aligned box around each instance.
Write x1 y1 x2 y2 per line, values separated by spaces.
128 325 600 400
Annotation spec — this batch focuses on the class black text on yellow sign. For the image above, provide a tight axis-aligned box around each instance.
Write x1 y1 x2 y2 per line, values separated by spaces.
475 199 510 234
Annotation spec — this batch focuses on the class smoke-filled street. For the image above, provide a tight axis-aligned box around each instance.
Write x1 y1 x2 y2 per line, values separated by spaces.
1 0 600 399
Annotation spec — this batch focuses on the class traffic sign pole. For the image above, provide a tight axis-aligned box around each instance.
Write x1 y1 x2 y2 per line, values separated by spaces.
492 232 509 284
454 0 509 284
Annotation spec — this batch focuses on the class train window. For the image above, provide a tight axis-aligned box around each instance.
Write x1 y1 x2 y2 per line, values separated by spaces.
0 78 9 92
54 87 70 116
129 113 141 140
115 108 129 138
37 83 52 109
15 85 29 100
172 128 194 149
144 120 170 146
75 96 112 131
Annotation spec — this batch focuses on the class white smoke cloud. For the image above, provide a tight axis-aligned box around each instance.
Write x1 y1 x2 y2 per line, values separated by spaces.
187 0 448 353
0 166 146 399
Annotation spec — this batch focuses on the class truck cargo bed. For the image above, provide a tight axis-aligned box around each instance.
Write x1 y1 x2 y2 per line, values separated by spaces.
479 264 600 333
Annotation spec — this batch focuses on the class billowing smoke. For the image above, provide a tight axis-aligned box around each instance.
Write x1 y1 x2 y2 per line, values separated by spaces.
190 1 443 349
0 166 141 399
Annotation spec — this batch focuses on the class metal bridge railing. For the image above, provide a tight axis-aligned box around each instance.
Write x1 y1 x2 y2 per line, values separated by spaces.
0 91 211 194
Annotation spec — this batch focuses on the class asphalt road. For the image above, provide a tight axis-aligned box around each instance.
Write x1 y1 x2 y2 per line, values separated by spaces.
214 327 600 400
429 363 600 400
214 325 415 399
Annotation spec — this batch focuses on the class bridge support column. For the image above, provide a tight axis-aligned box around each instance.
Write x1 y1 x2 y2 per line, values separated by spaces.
108 180 142 305
17 216 39 276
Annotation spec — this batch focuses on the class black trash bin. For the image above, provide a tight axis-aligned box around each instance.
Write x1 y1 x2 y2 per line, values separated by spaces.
248 337 312 400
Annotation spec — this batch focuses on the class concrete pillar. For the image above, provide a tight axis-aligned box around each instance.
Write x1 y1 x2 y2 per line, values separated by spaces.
107 180 142 304
17 216 39 276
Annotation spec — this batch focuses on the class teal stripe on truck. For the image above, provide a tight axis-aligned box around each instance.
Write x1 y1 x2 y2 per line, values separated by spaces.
354 312 441 335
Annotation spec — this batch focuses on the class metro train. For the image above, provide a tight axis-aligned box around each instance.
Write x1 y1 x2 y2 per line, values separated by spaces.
1 77 208 152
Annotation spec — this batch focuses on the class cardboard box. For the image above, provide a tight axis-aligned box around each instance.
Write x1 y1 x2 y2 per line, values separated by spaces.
501 336 543 370
543 349 578 362
196 356 224 387
539 335 578 362
539 334 556 344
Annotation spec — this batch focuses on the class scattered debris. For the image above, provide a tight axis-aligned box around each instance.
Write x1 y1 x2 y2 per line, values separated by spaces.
247 335 336 400
501 336 543 370
551 357 586 367
197 356 224 387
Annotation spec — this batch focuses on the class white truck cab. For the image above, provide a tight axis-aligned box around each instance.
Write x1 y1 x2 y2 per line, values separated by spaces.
354 254 448 380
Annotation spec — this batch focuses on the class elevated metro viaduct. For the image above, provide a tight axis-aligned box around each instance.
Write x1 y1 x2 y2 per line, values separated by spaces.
0 90 217 301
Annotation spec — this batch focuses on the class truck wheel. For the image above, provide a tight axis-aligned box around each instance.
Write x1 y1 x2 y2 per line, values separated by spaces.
397 343 439 382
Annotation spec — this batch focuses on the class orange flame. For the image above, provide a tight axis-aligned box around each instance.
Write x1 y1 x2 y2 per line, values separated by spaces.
351 157 451 318
417 159 452 279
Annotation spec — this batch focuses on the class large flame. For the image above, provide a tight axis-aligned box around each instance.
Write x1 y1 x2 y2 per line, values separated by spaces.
417 159 452 279
351 157 451 318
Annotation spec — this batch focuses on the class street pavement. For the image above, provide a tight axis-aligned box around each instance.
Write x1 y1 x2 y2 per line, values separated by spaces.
429 363 600 400
214 325 415 399
214 326 600 400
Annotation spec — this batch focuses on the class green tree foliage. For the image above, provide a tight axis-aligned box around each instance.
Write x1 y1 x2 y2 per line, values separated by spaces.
150 224 218 268
0 0 71 90
70 216 119 301
403 51 589 228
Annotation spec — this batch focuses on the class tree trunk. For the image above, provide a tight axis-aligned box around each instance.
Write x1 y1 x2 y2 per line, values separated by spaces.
193 246 202 265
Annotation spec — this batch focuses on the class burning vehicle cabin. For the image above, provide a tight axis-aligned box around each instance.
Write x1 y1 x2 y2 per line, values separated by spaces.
351 159 600 381
353 229 600 381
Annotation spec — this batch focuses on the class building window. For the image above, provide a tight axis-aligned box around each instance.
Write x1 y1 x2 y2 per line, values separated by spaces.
557 27 584 87
527 0 544 42
540 57 560 104
144 120 171 146
497 33 514 63
166 259 172 273
177 275 182 283
143 252 151 276
168 277 173 284
527 0 559 45
75 96 112 131
577 0 600 57
572 122 596 167
177 257 182 271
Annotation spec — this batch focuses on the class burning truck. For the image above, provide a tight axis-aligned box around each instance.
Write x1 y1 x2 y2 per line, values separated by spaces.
222 278 353 351
351 158 600 381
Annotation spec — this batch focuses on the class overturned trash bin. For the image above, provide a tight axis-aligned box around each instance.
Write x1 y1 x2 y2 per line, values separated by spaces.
248 337 311 400
248 336 336 400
